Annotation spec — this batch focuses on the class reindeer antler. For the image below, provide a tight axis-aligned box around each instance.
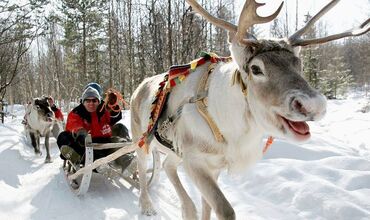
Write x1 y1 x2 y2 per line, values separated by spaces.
186 0 283 47
236 0 283 42
186 0 237 33
289 0 370 46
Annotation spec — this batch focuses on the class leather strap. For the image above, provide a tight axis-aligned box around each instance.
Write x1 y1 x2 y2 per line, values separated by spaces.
194 63 225 143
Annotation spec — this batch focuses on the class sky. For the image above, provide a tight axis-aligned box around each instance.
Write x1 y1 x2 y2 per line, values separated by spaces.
236 0 370 37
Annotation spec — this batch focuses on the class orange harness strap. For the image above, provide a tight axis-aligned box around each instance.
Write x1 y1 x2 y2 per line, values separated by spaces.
263 136 274 154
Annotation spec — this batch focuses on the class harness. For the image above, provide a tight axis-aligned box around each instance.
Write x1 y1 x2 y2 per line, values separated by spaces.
138 52 274 155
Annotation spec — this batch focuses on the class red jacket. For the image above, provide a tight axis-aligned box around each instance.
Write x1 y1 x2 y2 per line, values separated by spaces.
54 108 64 121
65 104 113 138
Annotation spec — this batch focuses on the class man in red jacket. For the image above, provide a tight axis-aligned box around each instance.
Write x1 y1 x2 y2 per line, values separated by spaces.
57 85 133 172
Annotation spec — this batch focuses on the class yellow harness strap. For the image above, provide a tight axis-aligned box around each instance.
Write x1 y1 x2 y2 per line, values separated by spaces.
195 63 225 143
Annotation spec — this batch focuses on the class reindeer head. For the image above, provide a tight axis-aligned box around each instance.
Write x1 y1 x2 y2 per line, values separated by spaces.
186 0 369 142
33 97 54 123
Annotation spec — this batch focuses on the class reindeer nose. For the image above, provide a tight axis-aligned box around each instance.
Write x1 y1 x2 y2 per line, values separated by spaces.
290 94 327 120
47 112 54 118
292 99 308 116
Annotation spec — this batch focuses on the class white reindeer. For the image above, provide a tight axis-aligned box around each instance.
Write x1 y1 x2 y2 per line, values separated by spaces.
130 0 370 219
24 97 55 163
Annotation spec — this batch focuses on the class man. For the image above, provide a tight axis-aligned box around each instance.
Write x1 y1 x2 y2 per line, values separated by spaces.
57 85 133 175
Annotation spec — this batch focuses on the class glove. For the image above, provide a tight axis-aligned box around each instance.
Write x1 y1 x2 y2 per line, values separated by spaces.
103 89 124 113
74 129 88 147
107 91 118 106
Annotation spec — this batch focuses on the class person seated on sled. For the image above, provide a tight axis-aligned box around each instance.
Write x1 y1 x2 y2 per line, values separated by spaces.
82 82 131 141
84 82 130 113
56 85 133 173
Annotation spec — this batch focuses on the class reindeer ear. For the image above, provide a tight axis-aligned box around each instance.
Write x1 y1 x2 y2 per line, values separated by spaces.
230 41 255 75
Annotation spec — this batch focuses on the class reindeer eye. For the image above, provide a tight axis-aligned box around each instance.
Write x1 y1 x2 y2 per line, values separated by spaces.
251 65 263 75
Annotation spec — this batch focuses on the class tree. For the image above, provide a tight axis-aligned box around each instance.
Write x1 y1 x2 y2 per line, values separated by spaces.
301 13 320 89
0 0 46 102
320 55 353 99
59 0 109 87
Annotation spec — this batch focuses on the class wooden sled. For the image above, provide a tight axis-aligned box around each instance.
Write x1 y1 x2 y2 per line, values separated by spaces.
63 134 161 196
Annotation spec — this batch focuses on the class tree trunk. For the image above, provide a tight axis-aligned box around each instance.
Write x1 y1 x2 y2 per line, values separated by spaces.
82 11 87 82
108 0 113 88
167 0 173 67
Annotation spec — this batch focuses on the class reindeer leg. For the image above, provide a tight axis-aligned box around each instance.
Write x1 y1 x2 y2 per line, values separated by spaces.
44 131 52 163
184 160 235 220
201 170 220 220
36 132 41 155
201 197 211 220
30 132 41 155
137 147 157 216
163 154 197 220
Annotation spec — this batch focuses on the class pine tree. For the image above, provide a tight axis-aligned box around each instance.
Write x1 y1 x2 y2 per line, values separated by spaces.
59 0 109 88
301 13 320 89
320 55 353 99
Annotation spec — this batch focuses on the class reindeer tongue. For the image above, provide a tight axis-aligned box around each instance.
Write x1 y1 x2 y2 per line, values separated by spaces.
287 120 310 135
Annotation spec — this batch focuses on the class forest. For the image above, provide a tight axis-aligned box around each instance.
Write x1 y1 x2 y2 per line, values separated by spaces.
0 0 369 107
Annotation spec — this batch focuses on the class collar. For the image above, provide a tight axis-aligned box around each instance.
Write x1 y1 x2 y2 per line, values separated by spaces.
231 69 248 96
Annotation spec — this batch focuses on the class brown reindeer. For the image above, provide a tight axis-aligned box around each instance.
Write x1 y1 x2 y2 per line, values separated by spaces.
130 0 369 219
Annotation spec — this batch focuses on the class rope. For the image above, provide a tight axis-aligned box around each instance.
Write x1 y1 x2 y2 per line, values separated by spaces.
100 88 129 113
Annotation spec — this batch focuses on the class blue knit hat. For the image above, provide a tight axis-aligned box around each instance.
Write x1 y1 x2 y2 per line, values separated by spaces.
84 82 103 96
81 87 101 102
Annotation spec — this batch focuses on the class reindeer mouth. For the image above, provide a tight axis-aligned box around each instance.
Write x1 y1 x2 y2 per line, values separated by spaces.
279 115 311 141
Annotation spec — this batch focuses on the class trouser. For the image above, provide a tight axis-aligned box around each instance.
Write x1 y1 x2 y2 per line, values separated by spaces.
57 123 132 162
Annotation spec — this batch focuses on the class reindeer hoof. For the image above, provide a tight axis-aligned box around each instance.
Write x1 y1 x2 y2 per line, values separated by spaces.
140 200 157 216
141 208 157 216
35 150 42 156
44 158 52 163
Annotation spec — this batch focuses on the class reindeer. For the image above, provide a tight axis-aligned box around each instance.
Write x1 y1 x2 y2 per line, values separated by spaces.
24 97 55 163
130 0 370 219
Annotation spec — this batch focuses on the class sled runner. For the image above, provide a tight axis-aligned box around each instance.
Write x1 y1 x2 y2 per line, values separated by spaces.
63 134 161 196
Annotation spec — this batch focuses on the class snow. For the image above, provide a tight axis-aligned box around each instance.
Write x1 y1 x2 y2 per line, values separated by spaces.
1 95 370 220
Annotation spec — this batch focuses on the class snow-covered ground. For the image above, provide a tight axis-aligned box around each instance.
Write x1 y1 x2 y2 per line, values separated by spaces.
1 94 370 220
